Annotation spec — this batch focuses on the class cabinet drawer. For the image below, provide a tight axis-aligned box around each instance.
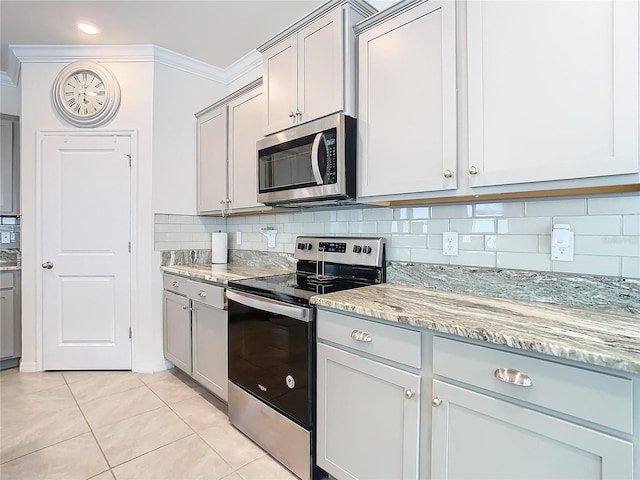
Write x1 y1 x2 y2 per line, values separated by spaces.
317 310 421 368
185 280 225 309
163 274 189 295
433 336 633 434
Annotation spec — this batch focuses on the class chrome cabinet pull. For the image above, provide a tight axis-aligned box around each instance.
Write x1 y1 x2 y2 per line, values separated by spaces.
443 169 454 178
41 261 54 269
295 108 302 117
198 290 207 298
432 397 442 407
404 389 415 399
494 367 533 387
182 305 193 312
350 330 372 342
172 281 179 287
289 111 296 118
469 165 479 175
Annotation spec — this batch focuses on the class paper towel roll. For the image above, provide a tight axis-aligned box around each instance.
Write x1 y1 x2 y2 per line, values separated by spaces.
211 232 228 264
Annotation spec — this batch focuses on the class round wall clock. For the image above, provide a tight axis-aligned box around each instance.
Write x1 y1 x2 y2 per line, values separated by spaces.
51 61 121 127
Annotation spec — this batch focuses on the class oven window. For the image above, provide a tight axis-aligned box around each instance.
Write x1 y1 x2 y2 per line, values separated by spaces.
228 299 312 428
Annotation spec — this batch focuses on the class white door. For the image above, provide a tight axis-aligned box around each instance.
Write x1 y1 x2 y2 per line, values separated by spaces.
42 134 132 370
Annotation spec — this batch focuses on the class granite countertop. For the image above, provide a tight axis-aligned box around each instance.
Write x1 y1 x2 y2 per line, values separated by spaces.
311 284 640 374
161 263 293 285
0 265 20 271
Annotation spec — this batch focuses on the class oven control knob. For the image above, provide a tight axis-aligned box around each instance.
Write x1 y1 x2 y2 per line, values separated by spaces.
304 243 313 250
353 245 362 253
297 242 304 250
362 245 372 255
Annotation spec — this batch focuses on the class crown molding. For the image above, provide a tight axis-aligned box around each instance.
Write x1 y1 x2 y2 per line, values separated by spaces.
6 44 261 86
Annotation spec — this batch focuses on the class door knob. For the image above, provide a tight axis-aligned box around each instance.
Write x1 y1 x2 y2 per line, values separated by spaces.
42 261 54 269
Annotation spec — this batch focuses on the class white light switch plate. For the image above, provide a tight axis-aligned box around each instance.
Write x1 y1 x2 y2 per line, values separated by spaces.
236 231 242 245
0 232 10 244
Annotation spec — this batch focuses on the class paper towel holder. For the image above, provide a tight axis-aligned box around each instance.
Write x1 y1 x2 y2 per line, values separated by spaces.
260 227 278 248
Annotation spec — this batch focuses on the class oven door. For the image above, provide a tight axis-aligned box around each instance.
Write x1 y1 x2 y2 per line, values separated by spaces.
227 289 314 428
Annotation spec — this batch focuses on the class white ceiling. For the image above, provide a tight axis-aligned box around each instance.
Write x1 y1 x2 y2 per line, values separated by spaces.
0 0 350 76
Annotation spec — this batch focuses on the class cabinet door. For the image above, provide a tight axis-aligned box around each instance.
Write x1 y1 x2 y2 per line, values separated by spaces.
263 35 298 135
431 380 633 480
317 343 420 480
0 115 19 215
467 0 639 187
0 285 15 359
227 86 265 212
191 300 228 402
297 8 343 125
358 0 457 199
197 106 227 213
163 290 192 374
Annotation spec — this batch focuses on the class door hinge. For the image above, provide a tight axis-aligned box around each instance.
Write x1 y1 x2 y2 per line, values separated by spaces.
129 327 132 339
126 154 132 167
128 242 131 253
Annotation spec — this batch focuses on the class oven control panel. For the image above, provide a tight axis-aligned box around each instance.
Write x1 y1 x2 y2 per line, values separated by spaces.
295 236 385 267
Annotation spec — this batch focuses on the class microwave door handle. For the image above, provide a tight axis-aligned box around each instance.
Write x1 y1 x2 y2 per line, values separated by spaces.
311 132 324 185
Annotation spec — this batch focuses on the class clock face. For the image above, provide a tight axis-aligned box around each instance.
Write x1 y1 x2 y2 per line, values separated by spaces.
63 69 107 117
52 61 121 127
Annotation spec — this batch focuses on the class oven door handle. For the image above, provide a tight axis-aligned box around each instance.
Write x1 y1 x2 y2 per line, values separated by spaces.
227 289 311 322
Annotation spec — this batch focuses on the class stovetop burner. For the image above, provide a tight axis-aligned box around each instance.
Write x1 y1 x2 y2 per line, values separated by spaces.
227 236 386 307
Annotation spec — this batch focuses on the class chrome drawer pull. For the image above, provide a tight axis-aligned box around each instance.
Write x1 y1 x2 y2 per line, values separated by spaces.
351 330 372 342
198 290 207 298
172 281 179 287
494 367 533 387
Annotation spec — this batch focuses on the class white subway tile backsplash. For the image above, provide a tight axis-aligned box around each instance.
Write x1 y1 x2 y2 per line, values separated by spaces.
390 234 427 248
313 211 337 222
450 251 496 268
459 234 485 251
623 215 640 236
450 218 495 234
474 202 524 217
387 247 412 262
348 222 377 234
497 252 552 271
495 235 539 253
622 257 640 278
588 195 640 215
525 198 586 217
337 209 364 222
363 207 393 221
497 217 552 235
155 193 639 278
553 255 621 277
575 235 640 257
553 216 622 235
431 204 473 219
410 248 450 264
393 207 430 220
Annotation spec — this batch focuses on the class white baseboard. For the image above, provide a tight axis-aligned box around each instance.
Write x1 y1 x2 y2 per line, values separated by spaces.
133 359 174 374
19 361 39 372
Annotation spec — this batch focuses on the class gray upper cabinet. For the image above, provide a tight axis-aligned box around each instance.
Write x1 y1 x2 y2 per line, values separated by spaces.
356 0 457 201
0 114 20 215
258 0 376 135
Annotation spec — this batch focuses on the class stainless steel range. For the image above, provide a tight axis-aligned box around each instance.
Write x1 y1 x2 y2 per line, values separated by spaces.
226 236 386 480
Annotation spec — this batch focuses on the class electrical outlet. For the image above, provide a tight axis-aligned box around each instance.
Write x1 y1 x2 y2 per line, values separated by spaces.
443 232 459 256
551 224 574 261
236 231 242 245
0 232 10 244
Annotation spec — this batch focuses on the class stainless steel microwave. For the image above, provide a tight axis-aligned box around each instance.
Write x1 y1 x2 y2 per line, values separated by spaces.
257 113 356 206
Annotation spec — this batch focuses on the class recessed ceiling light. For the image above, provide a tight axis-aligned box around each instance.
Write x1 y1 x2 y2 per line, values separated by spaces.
77 23 99 35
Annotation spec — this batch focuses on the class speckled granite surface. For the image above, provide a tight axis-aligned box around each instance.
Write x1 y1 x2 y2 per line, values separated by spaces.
311 284 640 374
388 263 639 314
161 263 293 285
0 265 20 271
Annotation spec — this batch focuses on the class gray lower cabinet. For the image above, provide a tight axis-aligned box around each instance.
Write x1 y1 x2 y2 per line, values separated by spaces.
191 299 228 401
162 290 192 373
0 271 21 367
316 309 422 480
431 380 632 480
431 336 634 480
162 273 227 401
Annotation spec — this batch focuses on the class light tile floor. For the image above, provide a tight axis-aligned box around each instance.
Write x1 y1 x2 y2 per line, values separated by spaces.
0 368 298 480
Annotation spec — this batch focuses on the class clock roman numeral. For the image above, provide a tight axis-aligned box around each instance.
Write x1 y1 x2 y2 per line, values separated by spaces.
95 82 103 88
68 98 77 107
